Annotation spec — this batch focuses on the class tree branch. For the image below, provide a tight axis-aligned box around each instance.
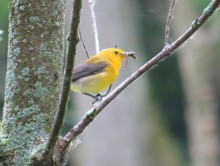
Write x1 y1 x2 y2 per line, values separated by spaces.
79 28 90 59
59 0 220 157
164 0 177 45
88 0 100 53
41 0 82 160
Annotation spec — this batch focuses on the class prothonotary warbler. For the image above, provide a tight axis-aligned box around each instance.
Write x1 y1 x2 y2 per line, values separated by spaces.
71 48 135 102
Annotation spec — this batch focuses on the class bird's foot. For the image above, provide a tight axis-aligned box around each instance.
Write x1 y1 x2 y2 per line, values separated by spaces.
92 93 104 104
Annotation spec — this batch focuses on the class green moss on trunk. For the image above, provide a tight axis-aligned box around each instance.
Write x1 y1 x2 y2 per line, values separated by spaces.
1 0 65 165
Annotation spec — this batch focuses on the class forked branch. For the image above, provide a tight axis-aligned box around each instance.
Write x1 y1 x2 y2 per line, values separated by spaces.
165 0 177 45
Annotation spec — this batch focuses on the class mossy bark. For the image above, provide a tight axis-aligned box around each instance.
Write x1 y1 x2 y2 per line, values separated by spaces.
0 0 65 165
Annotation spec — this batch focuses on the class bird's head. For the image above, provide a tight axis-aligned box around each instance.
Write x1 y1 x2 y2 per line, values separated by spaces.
100 48 136 63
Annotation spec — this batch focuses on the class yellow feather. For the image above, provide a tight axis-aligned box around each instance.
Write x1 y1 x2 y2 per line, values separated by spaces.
71 48 126 94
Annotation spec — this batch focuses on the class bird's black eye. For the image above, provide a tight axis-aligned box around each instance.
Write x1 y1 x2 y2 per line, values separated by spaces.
114 51 118 54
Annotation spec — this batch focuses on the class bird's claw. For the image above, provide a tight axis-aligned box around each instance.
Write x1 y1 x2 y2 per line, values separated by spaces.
92 93 104 104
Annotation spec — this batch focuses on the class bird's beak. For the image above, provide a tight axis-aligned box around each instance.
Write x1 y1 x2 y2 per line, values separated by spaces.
123 51 136 60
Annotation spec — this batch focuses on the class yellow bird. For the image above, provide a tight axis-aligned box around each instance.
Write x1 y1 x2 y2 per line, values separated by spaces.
71 48 135 102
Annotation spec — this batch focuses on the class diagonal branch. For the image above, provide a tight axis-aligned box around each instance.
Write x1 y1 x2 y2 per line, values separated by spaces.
59 0 220 156
41 0 82 160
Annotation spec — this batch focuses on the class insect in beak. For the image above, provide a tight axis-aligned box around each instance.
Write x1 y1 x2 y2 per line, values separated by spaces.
123 51 136 68
123 51 136 60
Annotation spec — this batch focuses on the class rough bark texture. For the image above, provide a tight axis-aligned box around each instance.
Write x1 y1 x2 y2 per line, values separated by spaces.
0 0 65 165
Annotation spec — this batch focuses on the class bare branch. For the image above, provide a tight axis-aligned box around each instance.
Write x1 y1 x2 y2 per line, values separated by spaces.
88 0 100 53
59 0 220 156
79 28 90 59
165 0 177 46
41 0 82 160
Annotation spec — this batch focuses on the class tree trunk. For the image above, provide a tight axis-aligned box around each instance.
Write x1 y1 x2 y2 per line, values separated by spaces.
0 0 65 165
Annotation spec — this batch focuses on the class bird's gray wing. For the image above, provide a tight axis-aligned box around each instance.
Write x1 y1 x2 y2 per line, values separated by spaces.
72 62 109 82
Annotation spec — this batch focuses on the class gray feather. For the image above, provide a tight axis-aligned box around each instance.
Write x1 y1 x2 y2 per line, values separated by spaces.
72 62 108 82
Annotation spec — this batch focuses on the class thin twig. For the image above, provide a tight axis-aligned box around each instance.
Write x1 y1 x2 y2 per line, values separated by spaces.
79 28 90 58
59 0 220 155
88 0 99 54
165 0 177 46
42 0 82 160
